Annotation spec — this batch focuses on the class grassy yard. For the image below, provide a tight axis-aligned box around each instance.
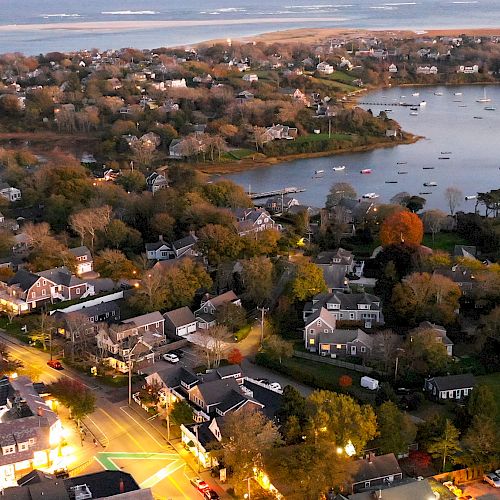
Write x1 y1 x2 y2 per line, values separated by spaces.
477 373 500 421
422 231 470 252
225 148 255 160
311 76 357 93
322 71 358 85
295 132 353 143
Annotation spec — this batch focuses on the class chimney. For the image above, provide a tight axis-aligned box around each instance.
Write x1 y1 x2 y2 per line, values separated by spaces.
37 406 44 417
158 235 164 242
119 479 125 493
368 452 375 464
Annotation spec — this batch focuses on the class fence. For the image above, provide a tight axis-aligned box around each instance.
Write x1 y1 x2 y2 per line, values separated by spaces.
49 291 124 315
433 466 488 485
294 351 374 374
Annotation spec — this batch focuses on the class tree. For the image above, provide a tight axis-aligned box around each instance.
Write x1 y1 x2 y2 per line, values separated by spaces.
129 271 167 313
467 385 497 420
0 342 23 374
218 407 281 494
305 390 378 452
372 329 400 372
277 386 307 429
380 210 423 247
228 348 243 365
47 378 96 428
401 328 450 375
462 415 500 466
405 195 426 213
70 205 112 251
196 224 243 265
422 209 447 245
444 186 463 216
427 419 461 471
195 325 232 369
170 400 194 426
150 213 175 241
377 401 416 455
264 335 293 364
29 311 55 353
252 126 268 152
240 256 273 305
325 182 356 210
117 170 146 193
0 230 15 258
289 257 327 302
215 302 246 333
94 249 136 279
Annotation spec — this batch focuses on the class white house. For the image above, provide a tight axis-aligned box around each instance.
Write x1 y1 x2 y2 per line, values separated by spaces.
0 184 21 202
194 291 241 329
69 246 93 276
242 74 258 82
457 64 479 74
424 374 475 401
388 63 398 73
316 62 334 74
165 79 187 88
416 65 438 75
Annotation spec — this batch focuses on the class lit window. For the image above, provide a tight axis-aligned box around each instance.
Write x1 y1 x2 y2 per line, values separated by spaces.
18 442 28 451
2 445 15 455
309 339 315 345
336 344 342 349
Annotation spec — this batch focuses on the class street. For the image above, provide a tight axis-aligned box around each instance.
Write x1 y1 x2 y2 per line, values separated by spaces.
0 331 221 500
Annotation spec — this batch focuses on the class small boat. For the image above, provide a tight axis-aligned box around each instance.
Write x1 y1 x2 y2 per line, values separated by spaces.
453 100 462 103
362 192 379 199
485 106 496 111
465 195 477 200
473 116 483 119
441 151 452 154
423 167 434 170
412 92 420 96
459 105 468 107
420 191 432 195
332 165 345 171
454 92 463 96
398 171 408 174
410 111 418 116
434 92 443 96
476 88 491 103
360 169 372 174
400 95 406 98
438 156 450 160
410 106 419 111
396 161 407 165
314 170 324 175
385 181 398 184
424 181 437 187
419 101 427 107
384 109 393 113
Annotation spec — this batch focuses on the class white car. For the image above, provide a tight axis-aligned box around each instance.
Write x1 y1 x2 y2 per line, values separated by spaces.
484 473 500 488
269 382 282 391
162 353 180 364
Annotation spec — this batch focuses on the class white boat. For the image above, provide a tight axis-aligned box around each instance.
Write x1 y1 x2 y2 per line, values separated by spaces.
454 92 463 96
314 170 324 174
476 88 491 103
465 195 477 200
423 181 437 187
333 165 346 171
412 92 420 96
434 92 443 96
362 192 380 199
485 106 496 111
420 101 427 107
360 169 372 174
410 111 418 116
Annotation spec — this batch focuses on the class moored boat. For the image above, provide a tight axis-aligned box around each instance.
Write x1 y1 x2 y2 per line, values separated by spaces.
398 171 408 174
360 169 372 174
476 88 491 103
465 195 477 200
314 169 324 175
332 165 345 171
423 181 437 187
362 192 379 199
420 101 427 106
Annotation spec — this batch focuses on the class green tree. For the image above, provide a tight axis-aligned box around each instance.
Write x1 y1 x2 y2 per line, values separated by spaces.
170 400 194 426
47 378 96 428
377 401 416 455
467 385 497 420
305 390 378 452
427 419 461 472
201 180 251 208
289 257 327 302
196 224 243 265
462 415 500 466
150 213 175 241
240 256 274 305
264 335 293 364
401 329 450 376
117 170 146 193
0 342 23 374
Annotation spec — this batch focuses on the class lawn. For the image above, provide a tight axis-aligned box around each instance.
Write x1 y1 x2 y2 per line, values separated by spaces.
422 231 470 252
477 373 500 421
226 148 255 160
310 76 357 93
322 71 358 85
295 132 353 143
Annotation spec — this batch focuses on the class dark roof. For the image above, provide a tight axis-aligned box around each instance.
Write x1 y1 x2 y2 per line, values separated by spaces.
453 245 477 258
65 470 141 498
37 267 84 287
163 306 196 328
319 328 373 348
0 376 13 406
434 266 476 284
69 246 92 259
242 380 282 419
350 453 402 484
17 470 55 486
349 479 434 499
217 390 248 414
172 234 197 251
58 301 120 320
185 421 216 448
145 240 170 252
314 248 353 266
8 269 40 291
216 364 242 378
197 378 240 406
309 292 381 311
427 373 475 391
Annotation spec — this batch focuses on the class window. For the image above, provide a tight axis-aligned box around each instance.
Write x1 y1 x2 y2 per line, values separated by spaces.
18 442 28 452
28 438 35 445
317 320 321 326
309 339 315 345
336 344 342 349
155 322 160 328
31 292 35 298
36 282 40 287
449 391 454 398
324 329 328 333
75 288 80 294
360 346 366 353
309 329 314 334
42 280 46 286
42 290 46 296
2 445 15 455
349 313 355 319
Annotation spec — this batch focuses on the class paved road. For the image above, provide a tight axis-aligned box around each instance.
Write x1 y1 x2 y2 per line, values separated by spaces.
0 331 220 500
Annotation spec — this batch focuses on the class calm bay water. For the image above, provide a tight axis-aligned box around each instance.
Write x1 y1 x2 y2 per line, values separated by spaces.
2 0 500 54
224 85 500 212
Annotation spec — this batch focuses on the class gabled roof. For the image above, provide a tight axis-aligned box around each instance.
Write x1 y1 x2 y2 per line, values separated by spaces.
216 364 242 378
319 328 373 348
349 479 434 500
206 290 239 308
69 246 92 259
37 267 84 287
314 248 353 265
123 311 164 329
304 307 336 330
7 269 41 291
426 373 475 391
196 378 241 406
172 234 197 251
309 292 381 312
350 453 402 484
163 306 196 328
145 241 171 252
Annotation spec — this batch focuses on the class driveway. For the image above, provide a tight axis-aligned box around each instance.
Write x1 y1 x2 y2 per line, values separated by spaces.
462 480 500 499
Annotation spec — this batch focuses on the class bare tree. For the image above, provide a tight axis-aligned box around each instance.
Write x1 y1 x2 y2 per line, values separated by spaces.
206 325 232 368
444 187 463 216
252 126 268 152
70 205 112 250
372 329 400 372
422 209 447 245
64 312 94 362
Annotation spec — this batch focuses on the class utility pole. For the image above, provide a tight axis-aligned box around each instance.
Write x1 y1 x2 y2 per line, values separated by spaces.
257 307 269 346
243 477 251 499
128 350 133 406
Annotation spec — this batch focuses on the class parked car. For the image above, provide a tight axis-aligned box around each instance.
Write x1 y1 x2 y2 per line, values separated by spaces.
269 382 282 391
47 360 63 370
203 489 220 500
170 349 184 358
484 473 500 488
162 353 180 364
190 477 209 492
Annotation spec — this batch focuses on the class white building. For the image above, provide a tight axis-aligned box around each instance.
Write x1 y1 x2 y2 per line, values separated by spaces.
242 74 258 82
316 62 334 74
388 63 398 73
457 64 479 74
0 184 21 202
416 65 438 75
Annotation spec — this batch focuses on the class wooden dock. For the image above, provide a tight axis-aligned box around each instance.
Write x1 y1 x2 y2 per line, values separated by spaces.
358 102 419 107
250 187 306 200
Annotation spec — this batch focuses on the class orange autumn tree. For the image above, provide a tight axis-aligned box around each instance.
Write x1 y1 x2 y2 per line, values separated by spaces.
380 210 424 247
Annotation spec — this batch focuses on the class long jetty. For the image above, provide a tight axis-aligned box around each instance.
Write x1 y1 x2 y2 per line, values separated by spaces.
249 187 306 200
358 102 419 107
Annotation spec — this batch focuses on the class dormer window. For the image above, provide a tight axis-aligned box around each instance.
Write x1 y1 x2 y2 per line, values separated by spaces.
18 442 28 451
2 445 15 455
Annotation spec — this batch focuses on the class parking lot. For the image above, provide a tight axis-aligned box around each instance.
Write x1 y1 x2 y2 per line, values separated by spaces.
462 480 500 499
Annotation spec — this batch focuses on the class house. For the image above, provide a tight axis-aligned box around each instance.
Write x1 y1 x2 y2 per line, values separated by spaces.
145 236 173 261
316 62 334 74
312 248 354 292
304 292 384 328
3 470 153 499
416 65 438 75
0 268 95 314
264 195 299 214
169 137 204 158
69 246 93 276
424 373 475 401
163 306 197 338
349 453 403 493
171 234 199 259
414 321 454 355
347 478 434 499
263 124 298 142
0 184 21 202
146 172 168 193
242 74 258 82
386 129 398 137
303 307 373 356
388 63 398 73
194 291 241 329
434 265 476 294
339 57 353 70
457 64 479 73
232 207 276 237
0 376 62 488
145 234 198 261
165 78 187 88
95 311 165 373
236 90 254 102
279 88 310 105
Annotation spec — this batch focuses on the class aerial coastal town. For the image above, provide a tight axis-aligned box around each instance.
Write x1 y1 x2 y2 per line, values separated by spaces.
0 26 499 500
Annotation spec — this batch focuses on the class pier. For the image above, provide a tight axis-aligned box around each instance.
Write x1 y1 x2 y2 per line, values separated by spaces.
358 102 419 107
249 187 306 199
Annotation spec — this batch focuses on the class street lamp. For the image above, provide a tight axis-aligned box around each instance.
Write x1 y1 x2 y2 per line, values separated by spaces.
128 342 143 406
